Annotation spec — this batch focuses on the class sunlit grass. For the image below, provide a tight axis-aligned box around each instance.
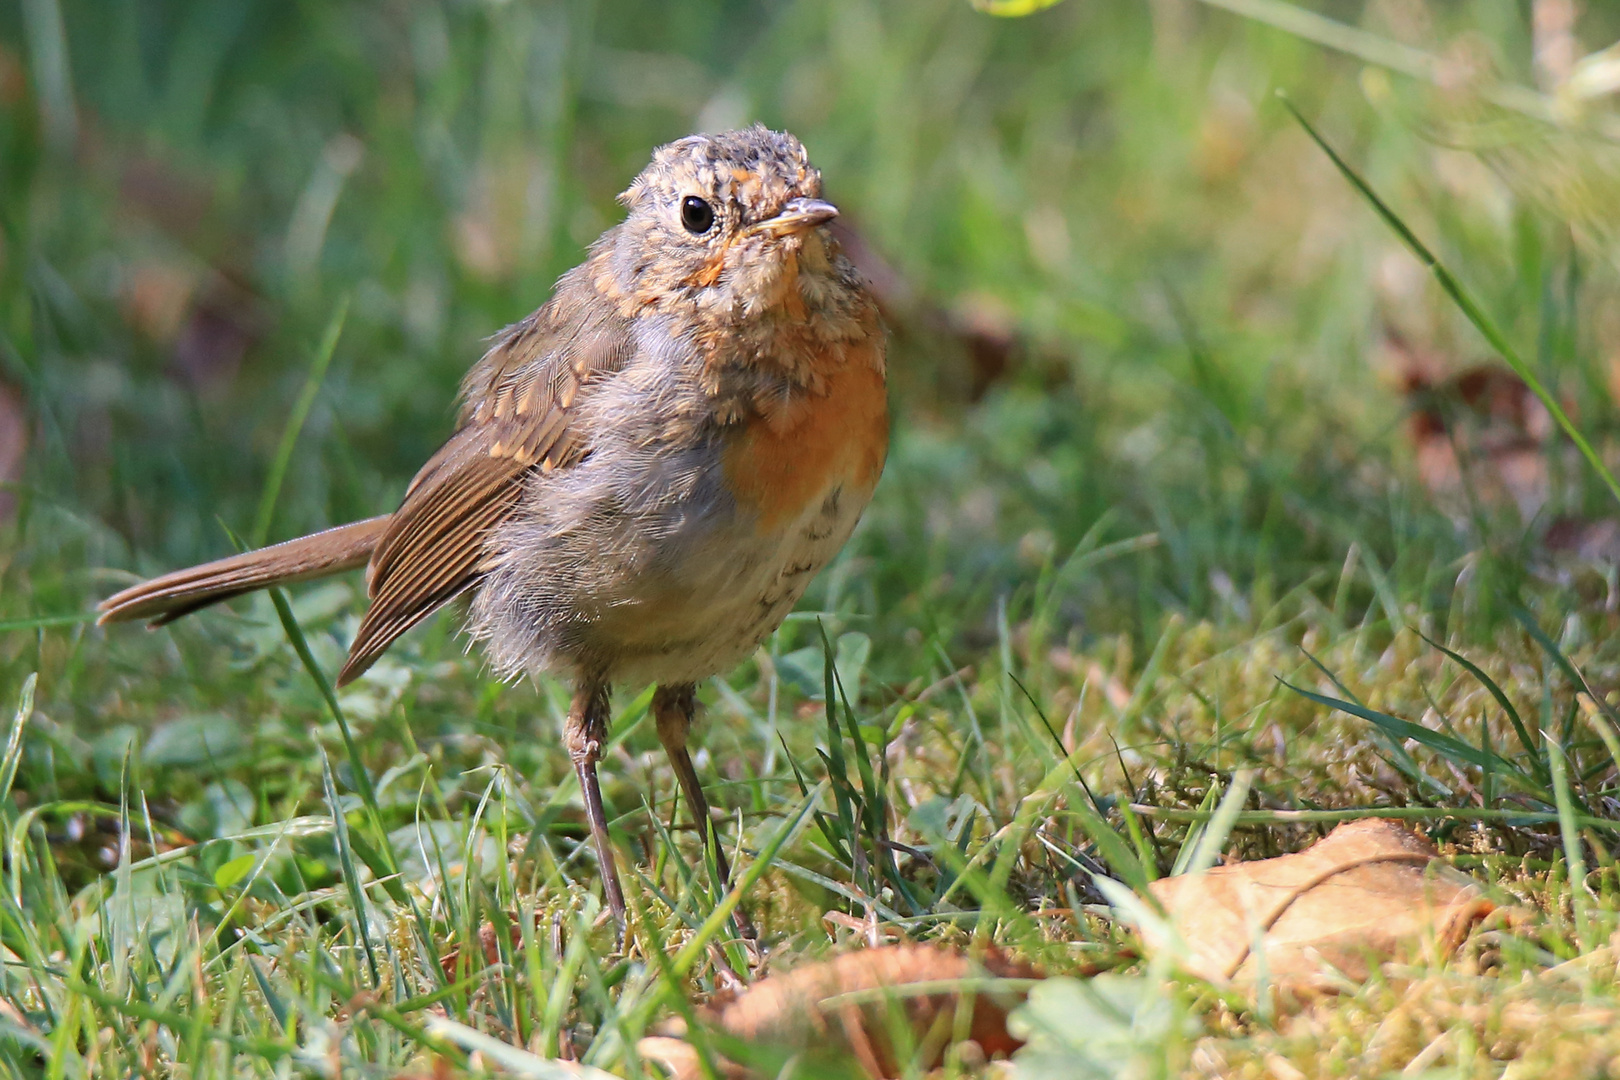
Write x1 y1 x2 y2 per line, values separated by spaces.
2 0 1620 1075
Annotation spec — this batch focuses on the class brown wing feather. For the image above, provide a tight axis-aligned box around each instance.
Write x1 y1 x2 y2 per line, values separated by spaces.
335 284 634 685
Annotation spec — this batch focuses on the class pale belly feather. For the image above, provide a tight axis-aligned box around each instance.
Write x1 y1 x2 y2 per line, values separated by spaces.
588 476 872 687
465 310 887 687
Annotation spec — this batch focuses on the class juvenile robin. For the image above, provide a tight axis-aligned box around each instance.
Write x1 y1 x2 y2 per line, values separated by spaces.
98 126 890 925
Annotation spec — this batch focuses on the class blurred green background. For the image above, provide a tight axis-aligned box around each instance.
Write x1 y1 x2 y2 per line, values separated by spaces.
3 0 1620 736
7 7 1620 1072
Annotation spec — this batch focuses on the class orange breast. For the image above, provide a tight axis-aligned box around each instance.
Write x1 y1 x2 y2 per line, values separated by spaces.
722 337 889 533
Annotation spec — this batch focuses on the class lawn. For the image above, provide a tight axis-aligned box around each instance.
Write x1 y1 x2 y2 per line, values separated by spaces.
2 0 1620 1076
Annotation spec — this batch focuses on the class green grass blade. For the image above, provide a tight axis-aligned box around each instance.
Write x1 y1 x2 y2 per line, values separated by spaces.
1280 678 1525 780
1417 631 1543 769
0 613 95 634
536 913 589 1059
666 782 822 980
204 812 306 967
247 958 288 1035
424 1016 617 1080
629 894 725 1080
817 626 863 888
1283 97 1620 512
1119 802 1160 883
0 673 36 809
266 584 402 884
826 627 910 906
1169 782 1222 877
1129 802 1620 831
20 0 78 150
1195 0 1606 136
110 746 134 996
1299 647 1365 707
769 858 910 924
1196 0 1434 81
1181 769 1253 876
320 747 380 987
1510 605 1620 735
1546 734 1591 948
251 297 349 548
65 977 293 1062
1011 673 1150 890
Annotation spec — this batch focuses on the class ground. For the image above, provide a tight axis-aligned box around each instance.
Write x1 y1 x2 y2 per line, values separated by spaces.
2 0 1620 1076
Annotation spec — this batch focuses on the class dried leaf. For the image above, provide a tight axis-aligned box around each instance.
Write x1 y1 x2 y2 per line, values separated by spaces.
1143 819 1494 998
1144 819 1492 990
1392 345 1563 524
640 943 1038 1079
634 1037 748 1080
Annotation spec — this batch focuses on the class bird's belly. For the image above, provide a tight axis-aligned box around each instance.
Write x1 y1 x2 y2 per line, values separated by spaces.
468 336 888 685
468 456 878 686
587 476 872 686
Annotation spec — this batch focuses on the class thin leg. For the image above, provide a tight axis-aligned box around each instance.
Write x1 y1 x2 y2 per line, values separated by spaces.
653 684 756 941
566 679 625 926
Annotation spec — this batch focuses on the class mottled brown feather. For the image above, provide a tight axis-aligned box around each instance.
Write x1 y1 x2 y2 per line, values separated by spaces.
335 293 635 685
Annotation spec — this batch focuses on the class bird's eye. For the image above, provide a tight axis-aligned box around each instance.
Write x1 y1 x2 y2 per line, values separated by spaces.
680 196 715 234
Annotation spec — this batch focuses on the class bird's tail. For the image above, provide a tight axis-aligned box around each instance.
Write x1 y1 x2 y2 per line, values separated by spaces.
97 516 391 626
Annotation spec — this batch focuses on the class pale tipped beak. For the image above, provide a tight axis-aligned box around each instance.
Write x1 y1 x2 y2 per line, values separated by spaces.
755 196 838 237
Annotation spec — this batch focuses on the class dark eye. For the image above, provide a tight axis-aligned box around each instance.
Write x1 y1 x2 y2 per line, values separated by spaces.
680 195 715 234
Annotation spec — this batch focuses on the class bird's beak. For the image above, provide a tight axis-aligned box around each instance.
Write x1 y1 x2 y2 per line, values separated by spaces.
754 197 838 237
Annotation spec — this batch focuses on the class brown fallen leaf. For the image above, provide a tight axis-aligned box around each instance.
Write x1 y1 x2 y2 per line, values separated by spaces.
636 1037 749 1080
1143 819 1494 998
1389 337 1563 524
640 943 1038 1079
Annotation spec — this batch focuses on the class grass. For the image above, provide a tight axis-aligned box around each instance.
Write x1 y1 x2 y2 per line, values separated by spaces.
4 0 1620 1076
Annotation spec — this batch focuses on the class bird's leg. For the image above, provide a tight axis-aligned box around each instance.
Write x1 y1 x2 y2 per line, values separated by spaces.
653 683 729 882
566 679 625 927
653 683 756 941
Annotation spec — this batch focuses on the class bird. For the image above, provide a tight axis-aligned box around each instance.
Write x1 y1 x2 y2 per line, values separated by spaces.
97 125 890 926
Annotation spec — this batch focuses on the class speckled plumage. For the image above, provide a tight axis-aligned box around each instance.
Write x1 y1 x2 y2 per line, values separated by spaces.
98 126 890 925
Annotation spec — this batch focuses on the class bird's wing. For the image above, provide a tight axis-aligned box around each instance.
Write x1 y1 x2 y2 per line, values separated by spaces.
337 286 635 685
